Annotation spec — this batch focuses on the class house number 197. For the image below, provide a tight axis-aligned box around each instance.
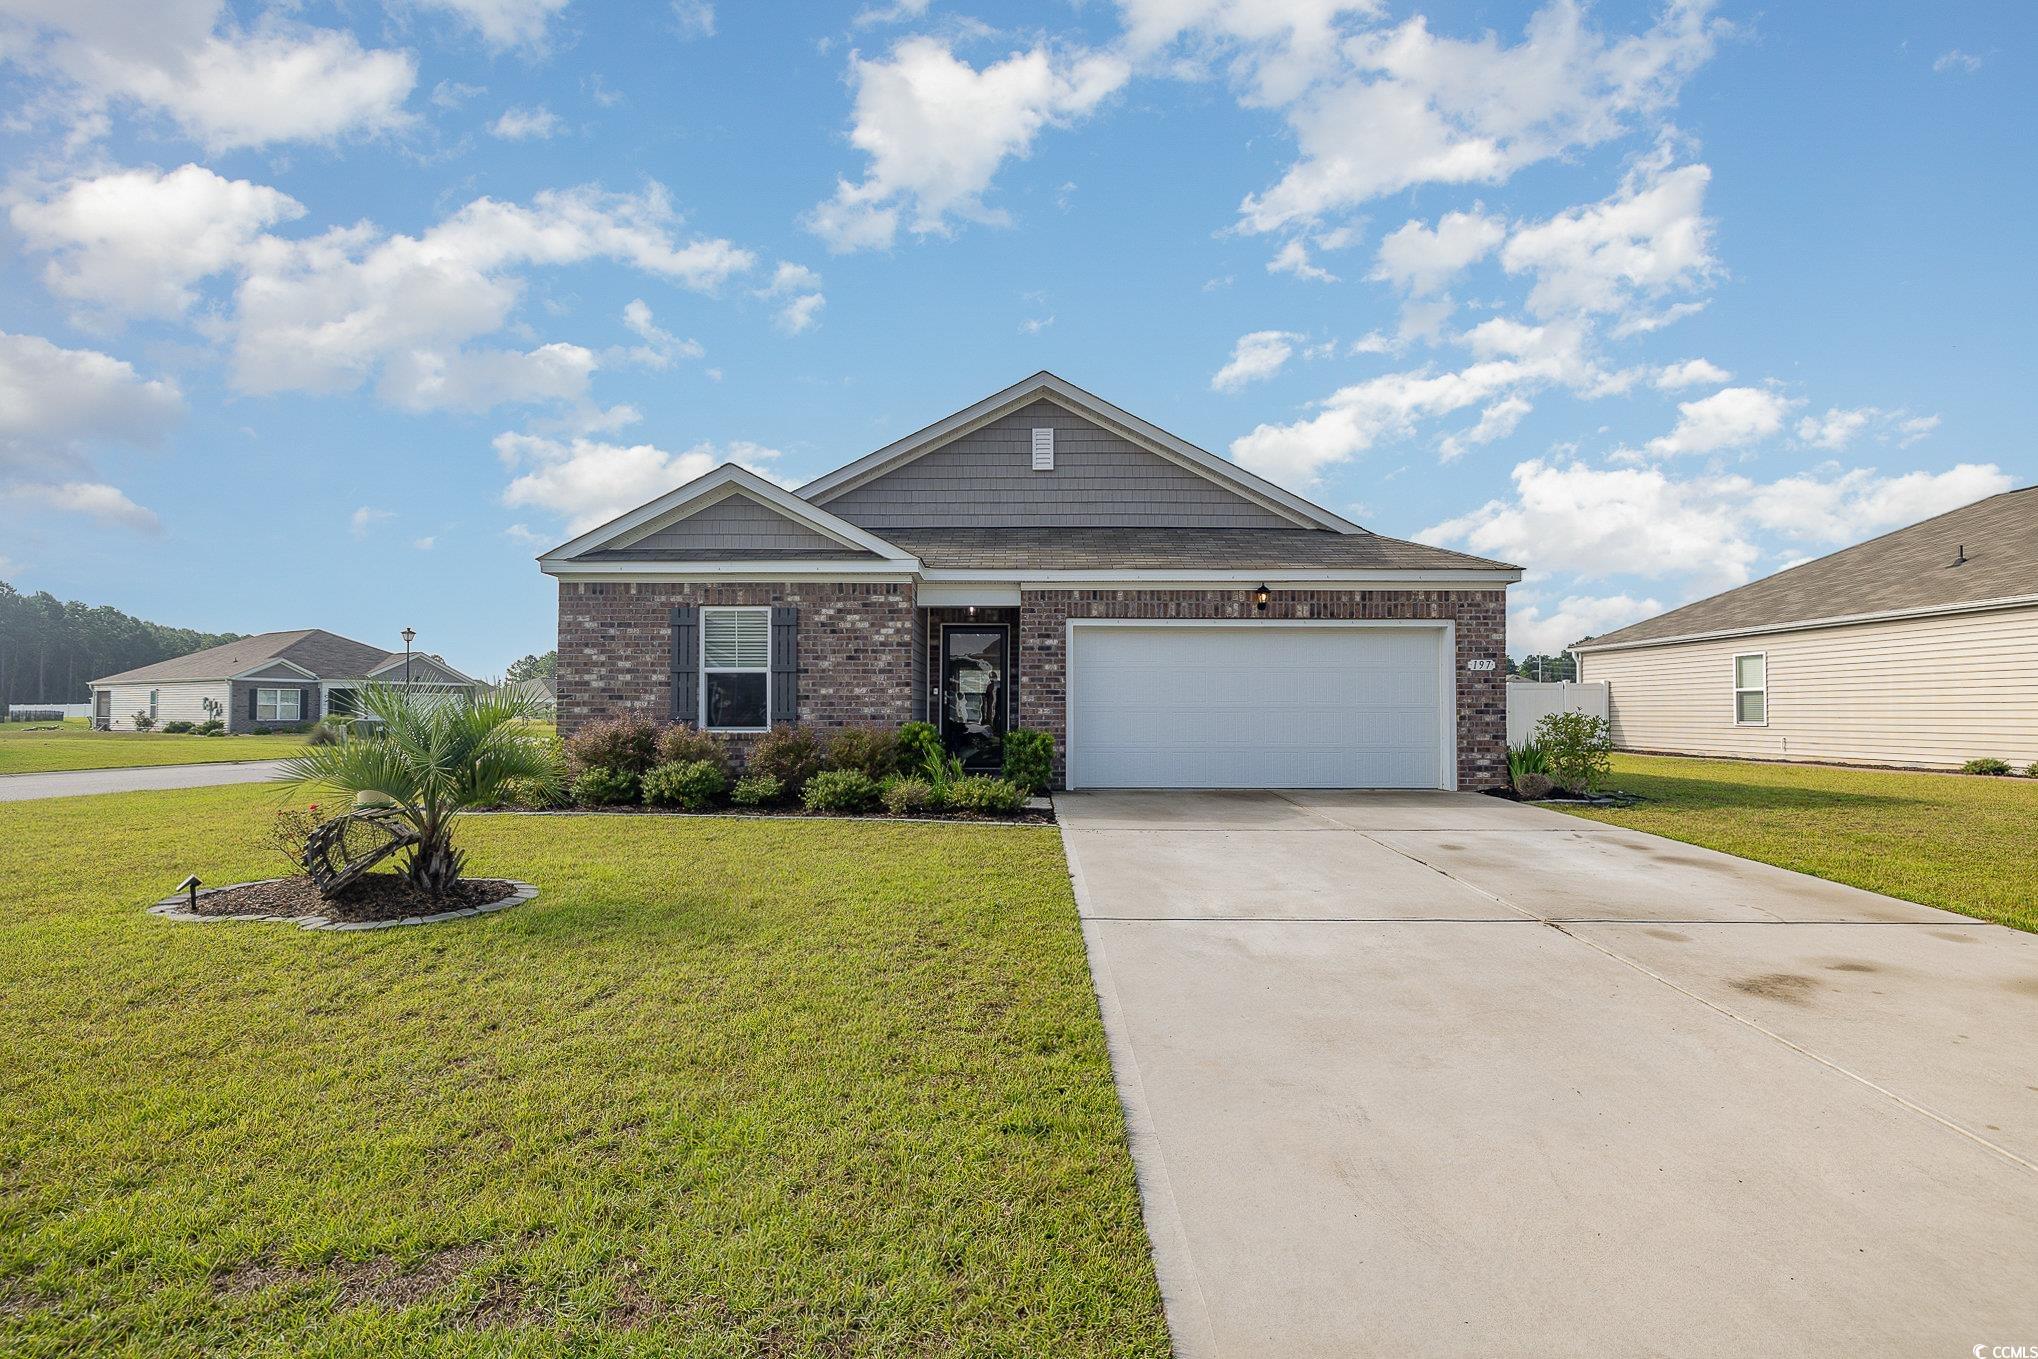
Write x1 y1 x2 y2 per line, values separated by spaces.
1465 658 1498 671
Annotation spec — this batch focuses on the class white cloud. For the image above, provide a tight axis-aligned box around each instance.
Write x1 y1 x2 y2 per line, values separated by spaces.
1438 394 1531 461
413 536 436 551
1234 0 1722 233
1369 207 1503 294
231 183 753 402
1500 158 1715 318
1644 385 1791 457
497 430 786 531
414 0 571 50
489 105 564 139
349 505 393 536
1796 406 1943 451
0 1 416 151
7 479 158 531
755 261 826 334
1510 592 1662 653
671 0 716 39
808 36 1129 250
1211 330 1298 392
1115 0 1378 106
1267 238 1338 282
0 331 183 476
1421 457 2012 592
1896 414 1941 445
1933 49 1982 74
378 343 598 413
1610 298 1707 336
1653 357 1729 389
617 299 703 369
10 164 304 322
853 0 933 28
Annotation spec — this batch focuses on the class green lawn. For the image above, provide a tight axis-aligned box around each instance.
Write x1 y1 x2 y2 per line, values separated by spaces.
0 718 308 774
0 786 1167 1357
1559 753 2038 933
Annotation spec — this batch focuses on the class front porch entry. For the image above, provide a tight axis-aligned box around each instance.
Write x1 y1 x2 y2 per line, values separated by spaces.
921 604 1018 772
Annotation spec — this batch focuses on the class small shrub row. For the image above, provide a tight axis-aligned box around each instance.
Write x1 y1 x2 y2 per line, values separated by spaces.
1507 714 1612 799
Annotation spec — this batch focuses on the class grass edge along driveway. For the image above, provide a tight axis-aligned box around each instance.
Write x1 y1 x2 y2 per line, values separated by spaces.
0 719 307 774
1558 752 2038 933
0 784 1169 1358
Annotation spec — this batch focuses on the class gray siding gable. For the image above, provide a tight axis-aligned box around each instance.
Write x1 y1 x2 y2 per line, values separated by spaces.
817 399 1297 530
613 490 850 553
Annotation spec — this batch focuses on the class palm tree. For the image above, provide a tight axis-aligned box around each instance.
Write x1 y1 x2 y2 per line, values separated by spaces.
275 682 557 898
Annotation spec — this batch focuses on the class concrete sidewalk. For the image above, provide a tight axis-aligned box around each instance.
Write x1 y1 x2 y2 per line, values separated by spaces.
1062 789 2038 1357
0 760 289 802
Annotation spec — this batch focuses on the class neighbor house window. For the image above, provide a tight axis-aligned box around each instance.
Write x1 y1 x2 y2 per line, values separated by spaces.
702 607 769 730
257 688 302 723
148 689 159 718
1733 653 1766 725
328 687 358 717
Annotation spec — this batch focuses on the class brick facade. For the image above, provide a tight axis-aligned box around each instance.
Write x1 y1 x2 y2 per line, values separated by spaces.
1015 587 1508 790
227 679 320 733
556 581 917 760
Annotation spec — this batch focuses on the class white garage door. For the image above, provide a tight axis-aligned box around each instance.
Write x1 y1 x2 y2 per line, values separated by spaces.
1068 624 1450 789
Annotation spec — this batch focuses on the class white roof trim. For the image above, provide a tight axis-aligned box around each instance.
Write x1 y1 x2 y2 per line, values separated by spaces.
538 463 916 564
230 658 320 682
795 371 1365 535
540 564 1514 586
365 653 482 686
541 560 917 581
1570 592 2038 653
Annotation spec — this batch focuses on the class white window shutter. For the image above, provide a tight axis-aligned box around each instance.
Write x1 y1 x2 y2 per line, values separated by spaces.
1031 427 1055 471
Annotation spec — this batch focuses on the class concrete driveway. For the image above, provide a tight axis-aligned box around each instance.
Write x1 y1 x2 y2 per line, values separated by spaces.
1061 790 2038 1357
0 760 288 802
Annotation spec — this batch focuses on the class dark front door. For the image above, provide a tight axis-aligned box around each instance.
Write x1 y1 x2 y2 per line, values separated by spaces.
941 625 1009 771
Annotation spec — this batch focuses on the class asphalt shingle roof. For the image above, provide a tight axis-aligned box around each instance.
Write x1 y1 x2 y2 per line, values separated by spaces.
1575 485 2038 650
92 629 404 685
882 526 1514 571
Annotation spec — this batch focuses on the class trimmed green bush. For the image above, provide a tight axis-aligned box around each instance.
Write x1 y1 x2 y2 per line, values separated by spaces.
657 725 729 775
730 774 784 807
564 716 660 777
1001 729 1054 793
1532 711 1612 793
751 726 825 796
801 768 880 813
1961 756 2012 776
570 765 639 806
161 720 196 734
944 774 1027 815
897 721 943 777
827 725 900 779
881 775 937 815
643 758 728 809
131 713 155 731
195 718 224 734
2027 762 2038 779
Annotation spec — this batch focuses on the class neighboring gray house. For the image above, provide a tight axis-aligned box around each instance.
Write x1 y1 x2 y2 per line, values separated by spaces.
90 629 479 732
543 372 1521 790
491 675 557 715
1572 485 2038 769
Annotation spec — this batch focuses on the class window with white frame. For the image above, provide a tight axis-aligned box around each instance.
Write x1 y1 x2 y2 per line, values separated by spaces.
257 687 302 723
1732 653 1766 725
148 689 159 718
702 607 770 730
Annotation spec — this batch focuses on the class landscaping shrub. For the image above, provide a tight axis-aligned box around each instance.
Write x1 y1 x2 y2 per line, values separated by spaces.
270 803 332 872
570 766 639 806
730 774 784 807
880 775 937 815
826 725 899 779
196 718 224 734
306 716 351 746
131 712 155 731
944 774 1027 815
1001 729 1054 793
643 758 728 810
1507 740 1550 786
801 768 880 813
657 724 730 775
161 720 196 734
2027 762 2038 779
1961 756 2012 776
1532 711 1612 793
751 726 824 796
499 775 568 809
1514 772 1555 800
564 715 660 777
897 720 943 777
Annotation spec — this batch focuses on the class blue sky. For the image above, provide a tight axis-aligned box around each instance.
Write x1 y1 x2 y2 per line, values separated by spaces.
1 0 2031 675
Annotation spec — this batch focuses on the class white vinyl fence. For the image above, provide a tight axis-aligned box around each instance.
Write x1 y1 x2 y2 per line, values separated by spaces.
1506 681 1609 747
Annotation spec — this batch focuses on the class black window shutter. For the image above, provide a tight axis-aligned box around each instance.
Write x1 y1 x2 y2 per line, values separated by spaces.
670 606 699 723
248 688 258 721
771 606 800 723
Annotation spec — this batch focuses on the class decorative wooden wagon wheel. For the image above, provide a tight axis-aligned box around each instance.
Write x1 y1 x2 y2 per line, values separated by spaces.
301 808 419 897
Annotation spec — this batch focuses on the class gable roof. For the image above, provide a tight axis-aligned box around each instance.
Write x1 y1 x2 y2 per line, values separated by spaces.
92 629 409 685
883 526 1513 573
539 463 916 568
1574 485 2038 651
797 372 1364 534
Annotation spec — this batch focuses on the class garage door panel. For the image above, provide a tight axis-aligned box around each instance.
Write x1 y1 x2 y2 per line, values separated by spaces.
1069 625 1449 789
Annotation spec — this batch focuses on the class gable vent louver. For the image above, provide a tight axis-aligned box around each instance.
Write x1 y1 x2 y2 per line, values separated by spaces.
1031 427 1055 471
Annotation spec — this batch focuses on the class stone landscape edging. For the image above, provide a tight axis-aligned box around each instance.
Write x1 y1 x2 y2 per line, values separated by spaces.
147 879 538 932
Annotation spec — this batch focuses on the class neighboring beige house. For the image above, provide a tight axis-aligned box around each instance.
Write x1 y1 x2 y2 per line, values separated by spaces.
90 629 479 732
1571 486 2038 770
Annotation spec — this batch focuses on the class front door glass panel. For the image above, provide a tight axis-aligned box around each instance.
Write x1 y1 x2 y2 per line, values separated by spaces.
941 628 1008 771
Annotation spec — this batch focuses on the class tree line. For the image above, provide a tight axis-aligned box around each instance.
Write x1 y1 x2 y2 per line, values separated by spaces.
0 582 244 708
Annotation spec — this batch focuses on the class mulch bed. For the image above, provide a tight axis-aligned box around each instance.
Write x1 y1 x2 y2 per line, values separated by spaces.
187 874 520 923
480 804 1056 825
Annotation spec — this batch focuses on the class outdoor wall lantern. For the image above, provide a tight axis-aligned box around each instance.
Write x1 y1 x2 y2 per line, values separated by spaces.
1253 583 1271 612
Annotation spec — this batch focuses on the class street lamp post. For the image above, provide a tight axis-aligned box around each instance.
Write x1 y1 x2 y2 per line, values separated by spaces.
401 627 416 689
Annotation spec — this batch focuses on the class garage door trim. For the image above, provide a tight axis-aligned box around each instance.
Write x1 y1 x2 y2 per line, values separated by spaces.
1063 617 1458 791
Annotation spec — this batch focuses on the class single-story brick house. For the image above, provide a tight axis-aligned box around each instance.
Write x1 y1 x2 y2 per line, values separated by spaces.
90 629 480 732
542 373 1521 789
1572 484 2038 769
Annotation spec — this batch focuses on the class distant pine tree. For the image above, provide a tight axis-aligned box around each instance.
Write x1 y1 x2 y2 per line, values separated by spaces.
505 650 556 683
0 582 245 707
